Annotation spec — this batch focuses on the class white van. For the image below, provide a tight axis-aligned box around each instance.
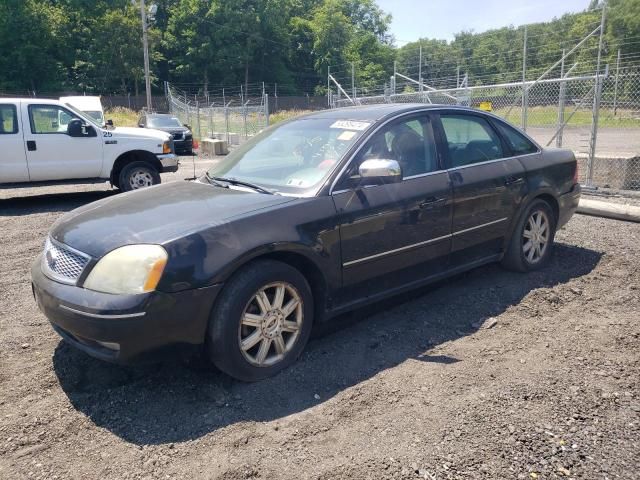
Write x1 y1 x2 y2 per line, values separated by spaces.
59 96 105 127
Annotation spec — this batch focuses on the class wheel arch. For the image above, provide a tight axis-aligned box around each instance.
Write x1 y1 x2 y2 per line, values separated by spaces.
215 245 331 324
503 189 560 254
110 150 161 187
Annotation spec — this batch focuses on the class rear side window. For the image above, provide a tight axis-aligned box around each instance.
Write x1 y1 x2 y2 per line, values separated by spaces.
0 104 18 134
440 114 504 167
494 121 538 155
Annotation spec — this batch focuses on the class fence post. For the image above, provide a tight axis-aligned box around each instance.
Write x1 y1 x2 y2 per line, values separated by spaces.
265 94 269 127
521 25 528 131
196 101 201 140
613 49 621 116
243 102 248 139
587 3 607 187
556 49 566 148
224 105 229 144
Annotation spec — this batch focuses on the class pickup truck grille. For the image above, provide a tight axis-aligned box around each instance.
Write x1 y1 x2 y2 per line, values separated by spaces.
172 132 184 141
42 237 91 285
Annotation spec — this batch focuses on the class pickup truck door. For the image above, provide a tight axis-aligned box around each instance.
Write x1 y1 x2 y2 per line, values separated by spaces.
0 102 29 182
22 103 103 181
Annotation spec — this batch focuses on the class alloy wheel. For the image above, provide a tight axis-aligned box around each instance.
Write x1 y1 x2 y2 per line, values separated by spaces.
238 282 303 367
522 209 550 264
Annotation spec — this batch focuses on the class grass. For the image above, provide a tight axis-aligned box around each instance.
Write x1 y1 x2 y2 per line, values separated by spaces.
105 107 139 127
494 105 640 128
269 109 313 124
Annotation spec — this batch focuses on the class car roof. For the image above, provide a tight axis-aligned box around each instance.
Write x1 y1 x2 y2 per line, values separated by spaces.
301 104 486 122
144 113 177 118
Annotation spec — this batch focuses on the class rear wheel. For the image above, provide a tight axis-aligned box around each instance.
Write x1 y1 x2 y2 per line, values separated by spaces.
502 199 556 272
207 260 313 381
118 161 161 192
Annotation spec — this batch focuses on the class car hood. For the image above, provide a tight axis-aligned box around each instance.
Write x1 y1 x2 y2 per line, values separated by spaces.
50 181 295 258
111 127 171 142
152 126 190 134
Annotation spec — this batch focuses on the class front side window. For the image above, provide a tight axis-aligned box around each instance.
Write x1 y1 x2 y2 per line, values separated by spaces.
494 120 538 155
0 104 18 134
29 105 81 134
351 115 438 179
440 114 504 167
207 117 371 195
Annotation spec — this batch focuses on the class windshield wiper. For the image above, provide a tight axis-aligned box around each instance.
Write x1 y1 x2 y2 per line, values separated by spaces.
204 172 229 189
212 176 275 195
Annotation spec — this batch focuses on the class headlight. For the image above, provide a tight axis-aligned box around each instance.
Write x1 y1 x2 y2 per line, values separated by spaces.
83 245 167 295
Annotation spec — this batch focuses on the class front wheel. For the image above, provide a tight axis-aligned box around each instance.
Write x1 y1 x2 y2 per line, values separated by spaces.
207 260 314 381
502 199 557 272
118 161 161 192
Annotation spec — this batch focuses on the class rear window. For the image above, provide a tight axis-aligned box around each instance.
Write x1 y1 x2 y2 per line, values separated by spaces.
0 104 18 134
494 121 538 155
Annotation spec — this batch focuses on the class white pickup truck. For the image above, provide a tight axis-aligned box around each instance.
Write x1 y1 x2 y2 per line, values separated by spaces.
0 98 179 191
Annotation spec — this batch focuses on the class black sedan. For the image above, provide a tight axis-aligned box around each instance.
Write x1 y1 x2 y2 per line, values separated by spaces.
138 113 193 154
32 104 581 381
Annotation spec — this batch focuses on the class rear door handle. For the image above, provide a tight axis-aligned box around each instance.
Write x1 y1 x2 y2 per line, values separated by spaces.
419 197 446 209
27 140 36 151
505 175 524 186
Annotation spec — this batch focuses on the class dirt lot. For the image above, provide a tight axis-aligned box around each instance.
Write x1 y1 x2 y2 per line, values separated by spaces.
1 164 639 479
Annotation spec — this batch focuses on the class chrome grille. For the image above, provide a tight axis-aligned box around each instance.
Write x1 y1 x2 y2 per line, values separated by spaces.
42 237 90 284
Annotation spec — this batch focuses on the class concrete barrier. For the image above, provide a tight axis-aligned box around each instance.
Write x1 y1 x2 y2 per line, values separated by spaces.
577 198 640 223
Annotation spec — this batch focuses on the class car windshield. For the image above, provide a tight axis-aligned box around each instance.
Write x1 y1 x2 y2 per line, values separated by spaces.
63 103 100 128
85 110 104 124
205 117 371 195
148 116 182 128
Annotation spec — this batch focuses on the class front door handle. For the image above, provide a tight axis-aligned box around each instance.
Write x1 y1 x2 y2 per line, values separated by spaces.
27 140 36 151
505 175 524 186
419 197 446 209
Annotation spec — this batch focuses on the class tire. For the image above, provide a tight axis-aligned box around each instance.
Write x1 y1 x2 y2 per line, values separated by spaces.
207 260 314 382
118 161 161 192
501 198 557 272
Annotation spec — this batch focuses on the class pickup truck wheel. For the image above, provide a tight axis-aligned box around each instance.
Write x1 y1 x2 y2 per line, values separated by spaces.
207 260 314 382
502 199 557 272
119 161 161 191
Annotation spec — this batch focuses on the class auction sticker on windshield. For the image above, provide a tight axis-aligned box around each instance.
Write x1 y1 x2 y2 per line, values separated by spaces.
330 120 371 131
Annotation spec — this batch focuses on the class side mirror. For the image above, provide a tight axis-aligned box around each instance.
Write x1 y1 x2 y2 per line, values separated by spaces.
356 159 402 186
184 124 191 130
67 119 85 137
106 119 114 127
138 123 144 128
67 119 96 137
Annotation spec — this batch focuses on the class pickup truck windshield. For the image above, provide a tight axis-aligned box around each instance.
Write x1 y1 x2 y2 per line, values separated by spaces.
206 117 371 195
148 117 182 128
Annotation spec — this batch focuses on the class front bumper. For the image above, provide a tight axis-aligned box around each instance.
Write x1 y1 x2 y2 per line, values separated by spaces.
157 153 179 173
31 255 222 364
558 183 581 229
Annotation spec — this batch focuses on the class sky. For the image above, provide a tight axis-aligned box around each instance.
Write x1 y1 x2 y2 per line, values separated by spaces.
376 0 591 45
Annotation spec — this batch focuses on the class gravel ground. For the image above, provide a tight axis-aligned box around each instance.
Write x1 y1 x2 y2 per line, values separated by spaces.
1 162 639 479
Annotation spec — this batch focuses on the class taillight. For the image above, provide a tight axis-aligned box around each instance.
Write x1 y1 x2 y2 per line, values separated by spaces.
573 162 579 184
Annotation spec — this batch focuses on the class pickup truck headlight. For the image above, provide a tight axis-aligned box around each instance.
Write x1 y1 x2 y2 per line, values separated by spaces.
83 245 167 295
162 141 172 154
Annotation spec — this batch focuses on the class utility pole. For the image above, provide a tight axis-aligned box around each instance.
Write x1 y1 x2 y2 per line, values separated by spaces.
521 25 528 131
139 0 152 111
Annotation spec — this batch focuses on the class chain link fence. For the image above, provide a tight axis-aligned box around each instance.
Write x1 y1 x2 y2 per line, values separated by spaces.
167 85 269 146
332 72 640 192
